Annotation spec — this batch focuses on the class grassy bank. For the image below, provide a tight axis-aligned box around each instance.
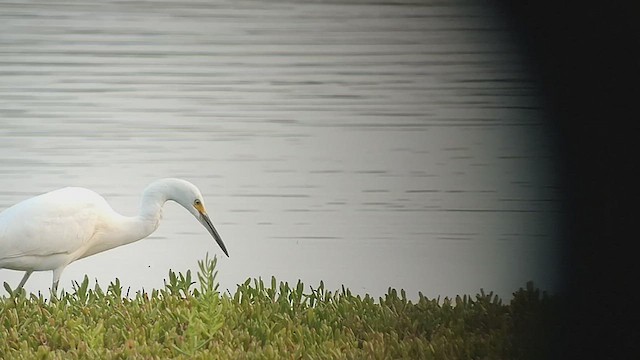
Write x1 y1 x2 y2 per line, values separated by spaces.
1 255 560 359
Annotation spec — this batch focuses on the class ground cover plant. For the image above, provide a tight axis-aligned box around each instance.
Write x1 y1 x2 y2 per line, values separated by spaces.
1 255 560 359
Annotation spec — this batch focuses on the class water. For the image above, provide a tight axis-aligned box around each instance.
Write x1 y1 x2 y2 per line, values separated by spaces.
0 0 562 300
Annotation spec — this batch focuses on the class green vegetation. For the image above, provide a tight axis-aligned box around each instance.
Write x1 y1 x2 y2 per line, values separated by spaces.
1 255 560 359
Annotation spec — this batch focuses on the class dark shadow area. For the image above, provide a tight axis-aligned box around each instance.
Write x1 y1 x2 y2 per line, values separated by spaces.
499 1 640 358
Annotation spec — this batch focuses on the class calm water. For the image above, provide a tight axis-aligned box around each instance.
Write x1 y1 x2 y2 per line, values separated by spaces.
0 0 562 299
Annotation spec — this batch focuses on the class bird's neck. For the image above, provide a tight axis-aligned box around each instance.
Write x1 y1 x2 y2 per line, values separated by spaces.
114 187 169 245
135 186 169 238
81 187 169 259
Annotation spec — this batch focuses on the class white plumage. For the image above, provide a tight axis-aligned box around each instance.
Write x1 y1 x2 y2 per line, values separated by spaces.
0 178 228 293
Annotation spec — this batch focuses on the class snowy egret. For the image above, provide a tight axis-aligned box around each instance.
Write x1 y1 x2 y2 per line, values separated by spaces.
0 178 228 293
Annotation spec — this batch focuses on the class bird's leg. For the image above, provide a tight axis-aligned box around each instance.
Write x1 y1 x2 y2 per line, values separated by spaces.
51 267 65 296
17 270 33 290
51 280 59 295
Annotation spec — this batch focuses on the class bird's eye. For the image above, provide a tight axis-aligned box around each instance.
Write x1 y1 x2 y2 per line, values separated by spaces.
194 199 201 206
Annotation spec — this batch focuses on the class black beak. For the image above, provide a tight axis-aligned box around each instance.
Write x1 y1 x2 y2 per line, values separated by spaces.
199 212 229 257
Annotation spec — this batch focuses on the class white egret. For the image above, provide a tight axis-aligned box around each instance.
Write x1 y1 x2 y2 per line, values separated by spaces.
0 178 228 293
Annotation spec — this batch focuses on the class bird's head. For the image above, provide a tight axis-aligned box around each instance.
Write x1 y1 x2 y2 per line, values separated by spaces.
161 178 229 257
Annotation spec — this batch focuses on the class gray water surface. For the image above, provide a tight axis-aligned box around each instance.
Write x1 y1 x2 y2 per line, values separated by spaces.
0 0 562 299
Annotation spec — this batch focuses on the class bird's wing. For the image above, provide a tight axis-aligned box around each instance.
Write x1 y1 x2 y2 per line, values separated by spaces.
0 187 104 260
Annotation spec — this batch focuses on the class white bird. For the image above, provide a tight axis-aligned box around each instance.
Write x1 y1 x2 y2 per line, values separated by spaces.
0 178 228 293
